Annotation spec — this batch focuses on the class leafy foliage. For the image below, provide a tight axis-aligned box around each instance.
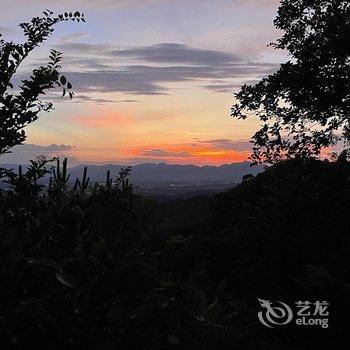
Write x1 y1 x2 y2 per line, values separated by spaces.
0 158 236 350
0 10 84 155
232 0 350 164
2 158 349 349
0 159 150 349
177 159 350 349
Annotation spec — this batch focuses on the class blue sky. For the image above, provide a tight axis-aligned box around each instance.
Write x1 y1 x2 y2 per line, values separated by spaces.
0 0 284 165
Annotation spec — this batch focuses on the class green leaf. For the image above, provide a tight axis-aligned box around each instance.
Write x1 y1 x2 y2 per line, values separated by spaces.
40 259 58 270
12 53 20 61
59 257 82 267
19 297 40 306
192 288 207 315
56 271 77 288
17 46 24 56
204 298 224 323
167 334 181 345
26 258 38 264
60 76 67 85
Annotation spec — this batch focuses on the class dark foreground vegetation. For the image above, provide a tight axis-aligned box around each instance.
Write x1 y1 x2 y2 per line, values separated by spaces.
0 157 350 349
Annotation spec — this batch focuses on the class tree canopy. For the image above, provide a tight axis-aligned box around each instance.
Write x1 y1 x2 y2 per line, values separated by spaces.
232 0 350 164
0 10 84 156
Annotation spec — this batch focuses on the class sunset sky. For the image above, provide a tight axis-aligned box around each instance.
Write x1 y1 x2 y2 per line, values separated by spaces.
0 0 284 165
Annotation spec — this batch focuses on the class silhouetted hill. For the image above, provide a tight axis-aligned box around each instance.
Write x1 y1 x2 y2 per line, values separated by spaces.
0 162 263 199
68 162 263 185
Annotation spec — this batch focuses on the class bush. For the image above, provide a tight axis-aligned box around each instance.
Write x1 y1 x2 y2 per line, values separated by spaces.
1 158 350 349
0 158 167 349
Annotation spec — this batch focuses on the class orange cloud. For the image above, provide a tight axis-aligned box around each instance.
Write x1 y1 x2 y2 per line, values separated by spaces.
125 142 250 165
75 111 132 128
193 150 227 157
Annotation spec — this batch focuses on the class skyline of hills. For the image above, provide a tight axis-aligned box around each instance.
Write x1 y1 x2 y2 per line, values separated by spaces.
0 161 263 200
0 161 263 185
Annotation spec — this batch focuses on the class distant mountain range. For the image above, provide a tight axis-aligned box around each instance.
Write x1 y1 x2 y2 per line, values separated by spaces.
0 162 263 186
0 162 263 200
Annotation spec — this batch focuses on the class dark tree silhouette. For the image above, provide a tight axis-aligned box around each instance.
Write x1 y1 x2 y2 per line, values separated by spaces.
232 0 350 164
0 10 84 156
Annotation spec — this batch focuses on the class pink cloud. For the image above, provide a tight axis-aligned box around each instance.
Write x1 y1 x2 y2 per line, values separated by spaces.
75 112 132 128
